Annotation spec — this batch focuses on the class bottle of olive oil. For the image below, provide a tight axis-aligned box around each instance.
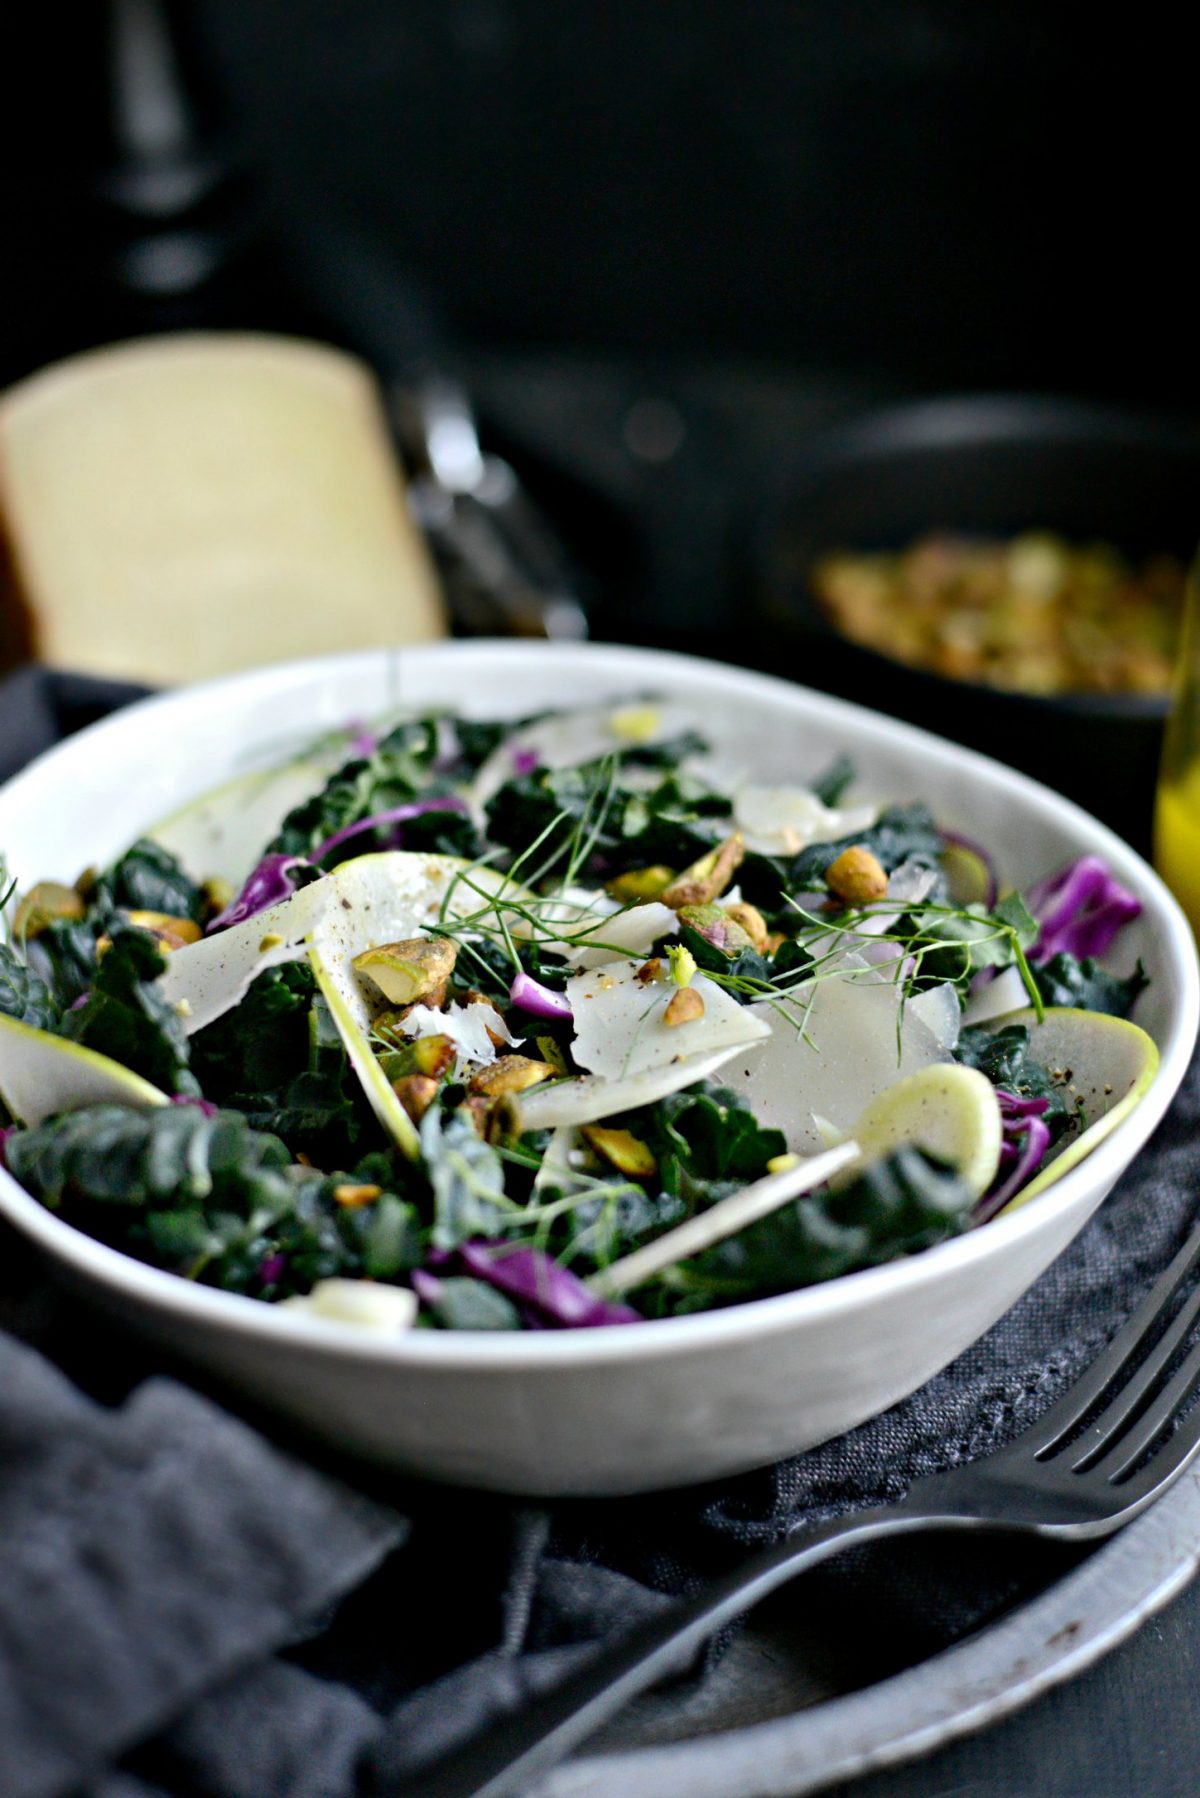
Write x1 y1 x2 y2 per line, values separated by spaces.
1154 553 1200 937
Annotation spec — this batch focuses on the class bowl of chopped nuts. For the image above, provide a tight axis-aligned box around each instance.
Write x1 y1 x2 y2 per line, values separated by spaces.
757 394 1200 851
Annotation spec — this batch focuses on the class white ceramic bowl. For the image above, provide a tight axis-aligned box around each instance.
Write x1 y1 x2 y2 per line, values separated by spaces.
1 642 1196 1495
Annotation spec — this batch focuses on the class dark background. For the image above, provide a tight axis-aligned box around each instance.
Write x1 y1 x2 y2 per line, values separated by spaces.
2 4 1192 404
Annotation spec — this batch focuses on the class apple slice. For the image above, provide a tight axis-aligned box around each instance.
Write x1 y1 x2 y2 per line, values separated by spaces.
0 1013 168 1126
996 1007 1159 1212
844 1062 1003 1200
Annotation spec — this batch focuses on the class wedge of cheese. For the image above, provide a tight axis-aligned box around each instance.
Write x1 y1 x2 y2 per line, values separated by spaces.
0 333 444 683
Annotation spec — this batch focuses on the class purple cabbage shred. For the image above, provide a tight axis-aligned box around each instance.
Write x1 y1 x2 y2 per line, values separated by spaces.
310 795 469 863
973 1089 1054 1225
170 1094 220 1118
508 971 573 1020
458 1240 641 1327
258 1252 287 1287
1027 855 1141 964
207 853 311 934
512 747 540 776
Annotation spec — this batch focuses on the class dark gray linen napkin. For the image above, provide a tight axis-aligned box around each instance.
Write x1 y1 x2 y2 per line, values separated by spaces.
2 666 1198 1797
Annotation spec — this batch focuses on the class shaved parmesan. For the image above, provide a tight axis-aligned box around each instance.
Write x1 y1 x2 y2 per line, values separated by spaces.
514 1044 748 1131
718 968 954 1151
566 958 769 1082
567 903 678 969
732 784 876 856
396 1000 516 1075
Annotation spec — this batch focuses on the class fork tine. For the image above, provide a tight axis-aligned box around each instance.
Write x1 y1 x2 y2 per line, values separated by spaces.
1092 1380 1200 1516
1065 1278 1200 1471
1032 1221 1200 1461
1083 1335 1200 1485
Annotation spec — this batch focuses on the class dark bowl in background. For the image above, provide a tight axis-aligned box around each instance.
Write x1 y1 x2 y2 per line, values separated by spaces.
755 395 1200 851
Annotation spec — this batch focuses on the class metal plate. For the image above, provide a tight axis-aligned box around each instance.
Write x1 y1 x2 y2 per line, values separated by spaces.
539 1466 1200 1796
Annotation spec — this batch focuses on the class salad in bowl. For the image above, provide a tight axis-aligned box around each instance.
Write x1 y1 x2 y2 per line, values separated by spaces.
0 687 1159 1330
0 643 1191 1492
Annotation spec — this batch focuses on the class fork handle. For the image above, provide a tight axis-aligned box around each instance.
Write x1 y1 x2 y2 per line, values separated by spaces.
391 1501 975 1798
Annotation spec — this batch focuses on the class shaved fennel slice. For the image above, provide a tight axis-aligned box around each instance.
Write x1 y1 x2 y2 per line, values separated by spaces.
0 1013 168 1126
587 1140 862 1297
567 960 769 1081
514 1044 748 1131
718 971 954 1151
309 945 420 1160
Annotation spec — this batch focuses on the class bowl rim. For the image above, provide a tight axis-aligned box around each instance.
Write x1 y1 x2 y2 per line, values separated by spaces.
1 638 1196 1370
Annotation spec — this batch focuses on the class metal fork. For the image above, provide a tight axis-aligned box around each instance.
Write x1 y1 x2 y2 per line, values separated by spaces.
395 1217 1200 1798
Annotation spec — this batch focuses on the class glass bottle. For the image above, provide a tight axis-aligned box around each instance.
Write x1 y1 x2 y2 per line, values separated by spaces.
1154 552 1200 935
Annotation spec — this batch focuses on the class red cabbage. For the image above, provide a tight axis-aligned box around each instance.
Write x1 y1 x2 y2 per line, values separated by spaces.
512 747 540 776
310 795 469 863
346 719 378 758
0 1125 13 1169
458 1240 641 1327
972 1089 1053 1224
258 1252 287 1287
207 853 311 934
170 1094 220 1118
1028 856 1141 964
508 971 573 1020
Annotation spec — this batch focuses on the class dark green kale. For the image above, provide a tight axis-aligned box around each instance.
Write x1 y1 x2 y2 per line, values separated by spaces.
656 1145 973 1313
92 839 206 924
422 1277 522 1331
1032 953 1149 1019
615 1081 787 1207
811 751 857 808
26 916 100 1010
902 892 1039 996
954 1023 1074 1141
4 1101 421 1299
420 1107 514 1249
62 922 198 1096
0 943 57 1030
738 804 943 916
190 964 374 1165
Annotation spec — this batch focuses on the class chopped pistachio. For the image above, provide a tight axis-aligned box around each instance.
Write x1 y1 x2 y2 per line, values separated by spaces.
581 1125 658 1179
203 875 235 917
391 1074 440 1123
126 909 204 949
378 1034 456 1081
353 936 458 1007
12 881 85 940
826 846 888 905
635 957 663 984
257 930 284 953
605 866 675 904
722 900 769 952
664 986 705 1027
661 832 745 909
766 1152 800 1175
677 904 753 957
468 1054 559 1098
333 1182 382 1210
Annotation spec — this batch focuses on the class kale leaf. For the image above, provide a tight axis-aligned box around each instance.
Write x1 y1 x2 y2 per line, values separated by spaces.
811 751 857 808
954 1022 1074 1141
61 923 199 1096
658 1145 973 1312
4 1101 422 1298
1032 952 1149 1019
420 1107 513 1249
93 839 206 924
0 943 57 1031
